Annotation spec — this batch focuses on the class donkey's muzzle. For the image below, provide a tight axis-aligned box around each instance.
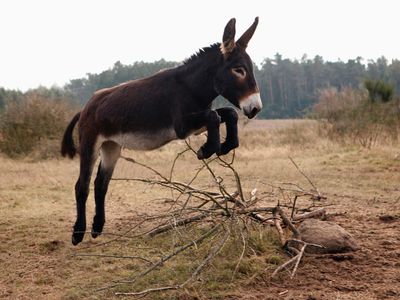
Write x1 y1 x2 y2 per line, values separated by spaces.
240 93 262 119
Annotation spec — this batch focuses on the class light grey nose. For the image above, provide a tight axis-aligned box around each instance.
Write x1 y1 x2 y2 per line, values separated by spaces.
240 93 262 118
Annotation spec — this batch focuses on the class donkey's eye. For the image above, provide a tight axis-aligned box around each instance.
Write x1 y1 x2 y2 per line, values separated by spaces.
232 67 246 78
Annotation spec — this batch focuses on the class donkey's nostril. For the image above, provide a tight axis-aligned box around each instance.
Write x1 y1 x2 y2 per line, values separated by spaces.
248 107 259 119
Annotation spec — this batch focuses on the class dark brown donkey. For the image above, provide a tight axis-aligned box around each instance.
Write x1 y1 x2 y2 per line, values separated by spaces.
61 17 262 245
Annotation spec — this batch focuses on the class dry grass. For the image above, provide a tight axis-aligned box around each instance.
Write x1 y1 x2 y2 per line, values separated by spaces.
1 119 400 299
0 94 77 158
313 87 400 148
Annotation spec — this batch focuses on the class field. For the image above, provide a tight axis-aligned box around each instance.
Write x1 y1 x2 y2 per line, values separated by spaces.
1 119 400 299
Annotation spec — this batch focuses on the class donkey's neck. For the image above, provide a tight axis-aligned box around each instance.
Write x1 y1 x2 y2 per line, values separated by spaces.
177 44 222 107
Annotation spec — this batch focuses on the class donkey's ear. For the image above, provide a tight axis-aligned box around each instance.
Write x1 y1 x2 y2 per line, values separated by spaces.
221 18 236 57
236 17 259 49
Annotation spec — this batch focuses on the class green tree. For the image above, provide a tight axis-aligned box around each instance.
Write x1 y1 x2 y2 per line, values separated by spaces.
364 79 394 102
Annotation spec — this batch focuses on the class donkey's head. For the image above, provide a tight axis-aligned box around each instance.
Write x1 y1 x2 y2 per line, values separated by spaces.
214 17 262 119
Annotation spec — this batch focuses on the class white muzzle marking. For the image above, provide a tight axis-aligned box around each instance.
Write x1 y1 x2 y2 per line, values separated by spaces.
240 93 262 118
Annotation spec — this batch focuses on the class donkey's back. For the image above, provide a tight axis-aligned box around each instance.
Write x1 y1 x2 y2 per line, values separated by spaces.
82 69 179 137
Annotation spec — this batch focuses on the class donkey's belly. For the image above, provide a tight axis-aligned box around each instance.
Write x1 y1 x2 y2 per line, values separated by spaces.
101 129 177 150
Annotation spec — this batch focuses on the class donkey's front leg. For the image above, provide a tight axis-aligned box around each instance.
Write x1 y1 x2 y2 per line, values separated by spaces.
196 109 221 159
176 110 221 159
216 107 239 156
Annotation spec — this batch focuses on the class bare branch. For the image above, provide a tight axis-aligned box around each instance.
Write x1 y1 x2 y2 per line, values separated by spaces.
288 156 321 198
290 195 298 220
290 243 306 278
115 285 180 297
273 212 286 246
275 206 300 238
147 213 209 237
271 255 298 277
120 155 168 181
292 208 326 221
169 148 190 181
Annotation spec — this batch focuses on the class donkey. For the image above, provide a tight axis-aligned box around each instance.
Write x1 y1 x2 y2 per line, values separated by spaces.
61 17 262 245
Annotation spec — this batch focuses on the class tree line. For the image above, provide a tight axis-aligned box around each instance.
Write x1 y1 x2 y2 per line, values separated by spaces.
1 55 400 118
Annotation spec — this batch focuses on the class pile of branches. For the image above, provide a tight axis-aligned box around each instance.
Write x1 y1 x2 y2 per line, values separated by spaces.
74 141 328 297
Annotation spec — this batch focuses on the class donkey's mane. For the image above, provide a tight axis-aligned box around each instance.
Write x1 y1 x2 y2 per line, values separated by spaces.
182 43 221 66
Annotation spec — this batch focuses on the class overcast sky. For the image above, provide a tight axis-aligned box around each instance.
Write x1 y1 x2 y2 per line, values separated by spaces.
1 0 399 91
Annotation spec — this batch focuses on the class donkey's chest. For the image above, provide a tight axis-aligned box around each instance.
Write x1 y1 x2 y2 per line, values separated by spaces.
101 129 177 150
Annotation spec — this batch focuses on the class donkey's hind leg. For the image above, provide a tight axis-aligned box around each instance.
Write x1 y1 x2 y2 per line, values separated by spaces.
72 140 98 245
92 141 121 238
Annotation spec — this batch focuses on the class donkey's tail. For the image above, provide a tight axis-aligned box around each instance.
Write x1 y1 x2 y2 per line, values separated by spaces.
61 112 81 159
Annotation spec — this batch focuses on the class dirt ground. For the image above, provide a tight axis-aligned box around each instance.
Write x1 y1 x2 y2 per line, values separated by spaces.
0 119 399 299
246 196 400 300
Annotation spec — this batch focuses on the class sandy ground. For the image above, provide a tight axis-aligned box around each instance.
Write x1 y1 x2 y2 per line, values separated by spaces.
0 119 399 299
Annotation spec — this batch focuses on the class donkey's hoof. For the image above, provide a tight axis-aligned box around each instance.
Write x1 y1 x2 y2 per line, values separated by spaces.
217 141 239 156
196 148 205 160
91 231 101 239
197 146 215 160
72 232 85 245
92 217 104 238
91 225 104 238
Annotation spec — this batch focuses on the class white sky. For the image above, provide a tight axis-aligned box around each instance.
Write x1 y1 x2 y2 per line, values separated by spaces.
1 0 399 91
